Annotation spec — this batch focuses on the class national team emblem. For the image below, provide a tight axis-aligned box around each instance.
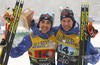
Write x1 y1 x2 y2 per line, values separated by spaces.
44 17 48 19
31 34 36 38
63 15 66 18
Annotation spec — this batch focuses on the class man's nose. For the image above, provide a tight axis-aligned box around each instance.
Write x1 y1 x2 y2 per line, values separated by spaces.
44 23 47 27
65 22 68 25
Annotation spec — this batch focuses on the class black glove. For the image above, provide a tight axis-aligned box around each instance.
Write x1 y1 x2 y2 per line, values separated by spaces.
0 38 6 46
31 19 35 26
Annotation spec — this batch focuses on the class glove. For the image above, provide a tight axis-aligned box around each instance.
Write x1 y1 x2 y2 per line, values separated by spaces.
82 55 92 63
31 19 35 26
92 54 100 64
0 38 7 47
82 54 99 64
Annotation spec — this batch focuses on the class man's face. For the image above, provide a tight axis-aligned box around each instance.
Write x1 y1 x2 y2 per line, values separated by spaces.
39 19 51 34
61 17 73 31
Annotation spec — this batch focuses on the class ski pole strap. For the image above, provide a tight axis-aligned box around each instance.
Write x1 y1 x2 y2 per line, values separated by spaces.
4 7 10 39
3 8 14 39
3 7 10 23
84 22 98 38
3 8 14 23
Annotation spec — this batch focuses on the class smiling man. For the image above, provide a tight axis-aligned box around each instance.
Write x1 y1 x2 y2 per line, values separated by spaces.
61 18 73 31
10 11 57 65
53 7 99 65
39 19 51 34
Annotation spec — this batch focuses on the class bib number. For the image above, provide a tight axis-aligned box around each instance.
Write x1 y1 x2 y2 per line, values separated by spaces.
35 49 54 58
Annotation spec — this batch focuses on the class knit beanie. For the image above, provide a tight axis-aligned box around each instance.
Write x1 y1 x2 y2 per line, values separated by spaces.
37 11 53 28
61 7 76 28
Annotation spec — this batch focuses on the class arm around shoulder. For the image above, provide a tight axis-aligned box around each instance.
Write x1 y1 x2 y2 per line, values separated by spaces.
10 34 32 58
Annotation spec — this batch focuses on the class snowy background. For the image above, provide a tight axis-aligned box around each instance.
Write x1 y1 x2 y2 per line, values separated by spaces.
0 0 100 65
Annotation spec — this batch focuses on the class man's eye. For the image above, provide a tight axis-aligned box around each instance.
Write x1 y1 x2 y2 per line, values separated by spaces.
62 20 65 22
41 21 45 23
68 20 71 22
47 21 51 24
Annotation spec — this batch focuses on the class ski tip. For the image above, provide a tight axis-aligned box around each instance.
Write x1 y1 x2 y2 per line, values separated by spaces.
21 0 24 3
21 0 24 1
86 2 89 5
82 2 85 5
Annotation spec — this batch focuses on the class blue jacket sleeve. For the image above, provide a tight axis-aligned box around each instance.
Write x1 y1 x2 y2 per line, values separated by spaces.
90 42 99 64
90 43 98 55
10 34 32 58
